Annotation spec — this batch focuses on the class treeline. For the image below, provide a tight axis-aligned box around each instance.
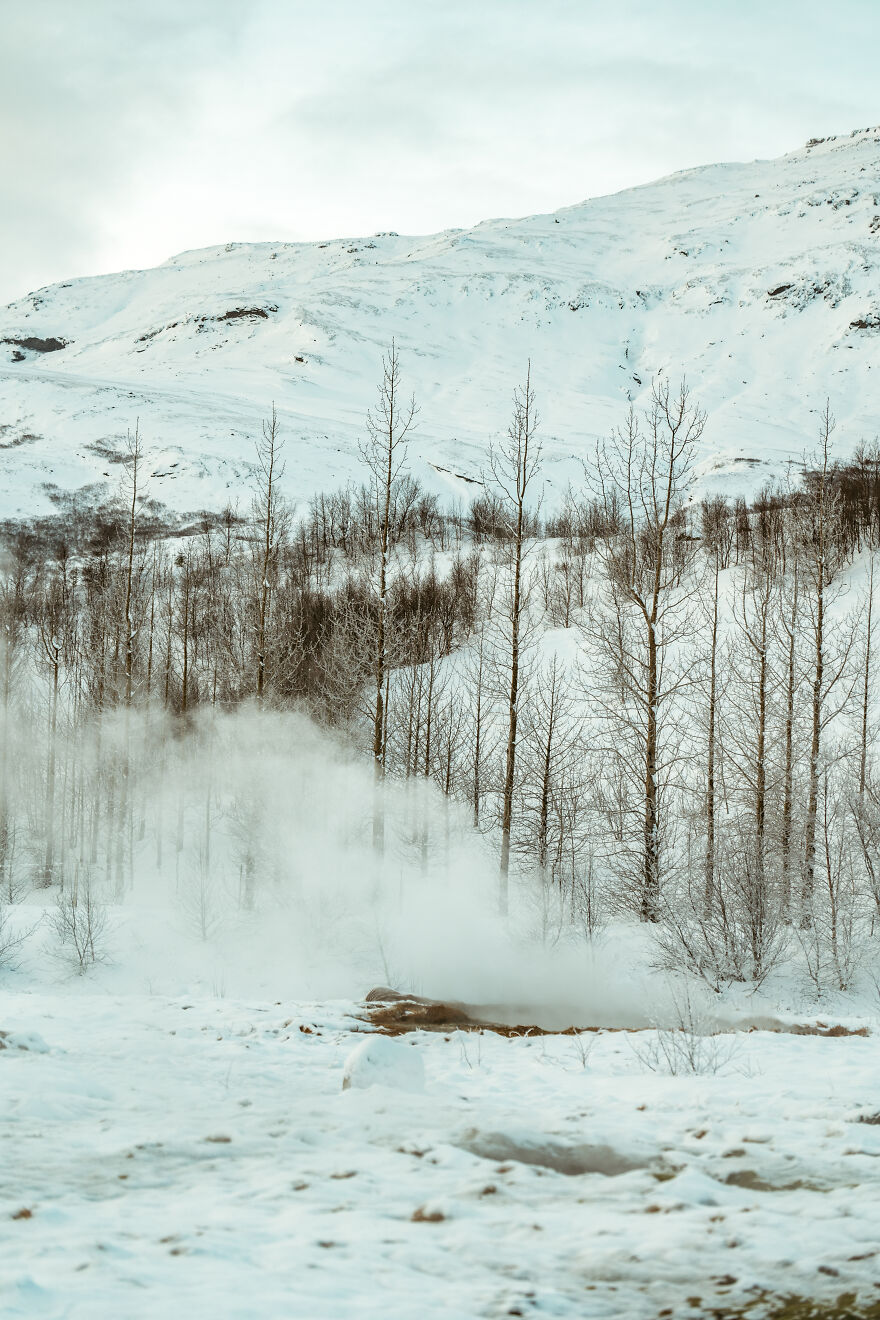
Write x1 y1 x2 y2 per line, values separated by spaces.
2 352 880 995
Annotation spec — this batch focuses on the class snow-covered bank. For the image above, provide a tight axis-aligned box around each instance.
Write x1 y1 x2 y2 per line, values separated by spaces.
2 987 879 1319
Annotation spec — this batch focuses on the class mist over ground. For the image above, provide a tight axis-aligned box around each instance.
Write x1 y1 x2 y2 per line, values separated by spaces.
3 701 674 1025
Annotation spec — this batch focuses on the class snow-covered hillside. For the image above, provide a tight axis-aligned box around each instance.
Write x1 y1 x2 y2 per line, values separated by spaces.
1 127 880 518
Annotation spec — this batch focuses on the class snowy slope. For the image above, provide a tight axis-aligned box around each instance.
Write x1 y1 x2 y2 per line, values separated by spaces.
1 127 880 518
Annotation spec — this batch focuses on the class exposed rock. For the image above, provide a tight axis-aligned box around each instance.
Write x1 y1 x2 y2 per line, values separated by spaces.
215 306 275 322
2 336 67 353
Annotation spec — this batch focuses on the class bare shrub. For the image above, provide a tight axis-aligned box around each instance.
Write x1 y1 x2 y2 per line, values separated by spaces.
797 772 867 995
0 822 25 904
181 844 225 942
570 1030 595 1070
50 872 108 972
628 982 740 1076
656 837 791 991
0 899 35 969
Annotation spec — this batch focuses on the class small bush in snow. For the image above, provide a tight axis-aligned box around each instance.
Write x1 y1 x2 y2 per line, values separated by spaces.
629 982 740 1077
0 897 38 970
180 844 225 942
570 1030 595 1069
50 875 107 973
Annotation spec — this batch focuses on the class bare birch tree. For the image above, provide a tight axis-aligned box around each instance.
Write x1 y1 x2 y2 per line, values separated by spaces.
251 405 288 704
798 405 855 914
489 364 542 915
587 380 705 920
359 343 418 852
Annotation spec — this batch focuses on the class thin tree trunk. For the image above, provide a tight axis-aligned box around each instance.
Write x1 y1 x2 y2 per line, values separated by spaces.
781 562 799 914
642 624 659 921
859 555 874 799
704 557 719 912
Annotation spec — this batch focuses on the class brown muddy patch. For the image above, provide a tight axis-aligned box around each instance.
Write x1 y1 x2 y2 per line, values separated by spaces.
360 989 871 1040
453 1128 651 1177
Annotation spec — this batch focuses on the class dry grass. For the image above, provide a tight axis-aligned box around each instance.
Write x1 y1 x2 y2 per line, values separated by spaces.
704 1296 880 1319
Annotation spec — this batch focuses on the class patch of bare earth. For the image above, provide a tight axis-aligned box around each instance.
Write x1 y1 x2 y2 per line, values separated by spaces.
360 989 870 1039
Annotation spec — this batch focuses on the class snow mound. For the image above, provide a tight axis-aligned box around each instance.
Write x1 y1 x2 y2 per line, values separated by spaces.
0 1029 49 1054
342 1034 426 1093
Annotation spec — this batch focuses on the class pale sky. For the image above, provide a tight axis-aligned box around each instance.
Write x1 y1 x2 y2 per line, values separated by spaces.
3 0 878 304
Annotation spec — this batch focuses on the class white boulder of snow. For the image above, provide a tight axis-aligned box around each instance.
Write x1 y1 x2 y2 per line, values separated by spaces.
0 1029 49 1054
342 1034 425 1093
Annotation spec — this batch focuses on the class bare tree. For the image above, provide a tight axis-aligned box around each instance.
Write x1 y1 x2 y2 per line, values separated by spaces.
587 380 705 920
463 616 497 829
701 541 723 912
724 543 777 907
857 553 876 800
115 425 150 892
518 652 582 886
37 562 73 888
798 766 863 993
775 554 803 909
359 342 418 851
251 405 288 704
490 364 542 915
122 424 144 709
0 557 27 894
798 405 855 912
517 651 590 941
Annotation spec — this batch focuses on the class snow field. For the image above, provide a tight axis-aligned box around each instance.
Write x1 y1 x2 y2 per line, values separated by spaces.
2 987 880 1319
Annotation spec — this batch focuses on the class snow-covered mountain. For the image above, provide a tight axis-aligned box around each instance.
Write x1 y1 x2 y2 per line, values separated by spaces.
2 127 880 519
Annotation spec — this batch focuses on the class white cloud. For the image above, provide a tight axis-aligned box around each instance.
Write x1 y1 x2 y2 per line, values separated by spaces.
2 0 877 302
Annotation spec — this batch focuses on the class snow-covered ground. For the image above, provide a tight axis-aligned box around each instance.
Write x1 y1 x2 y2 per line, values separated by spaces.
1 128 880 518
3 966 880 1318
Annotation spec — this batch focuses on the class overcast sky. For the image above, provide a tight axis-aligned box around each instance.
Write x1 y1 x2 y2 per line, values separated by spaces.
3 0 878 304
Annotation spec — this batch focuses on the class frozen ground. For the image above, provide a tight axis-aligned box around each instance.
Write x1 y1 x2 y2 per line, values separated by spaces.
2 979 880 1319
